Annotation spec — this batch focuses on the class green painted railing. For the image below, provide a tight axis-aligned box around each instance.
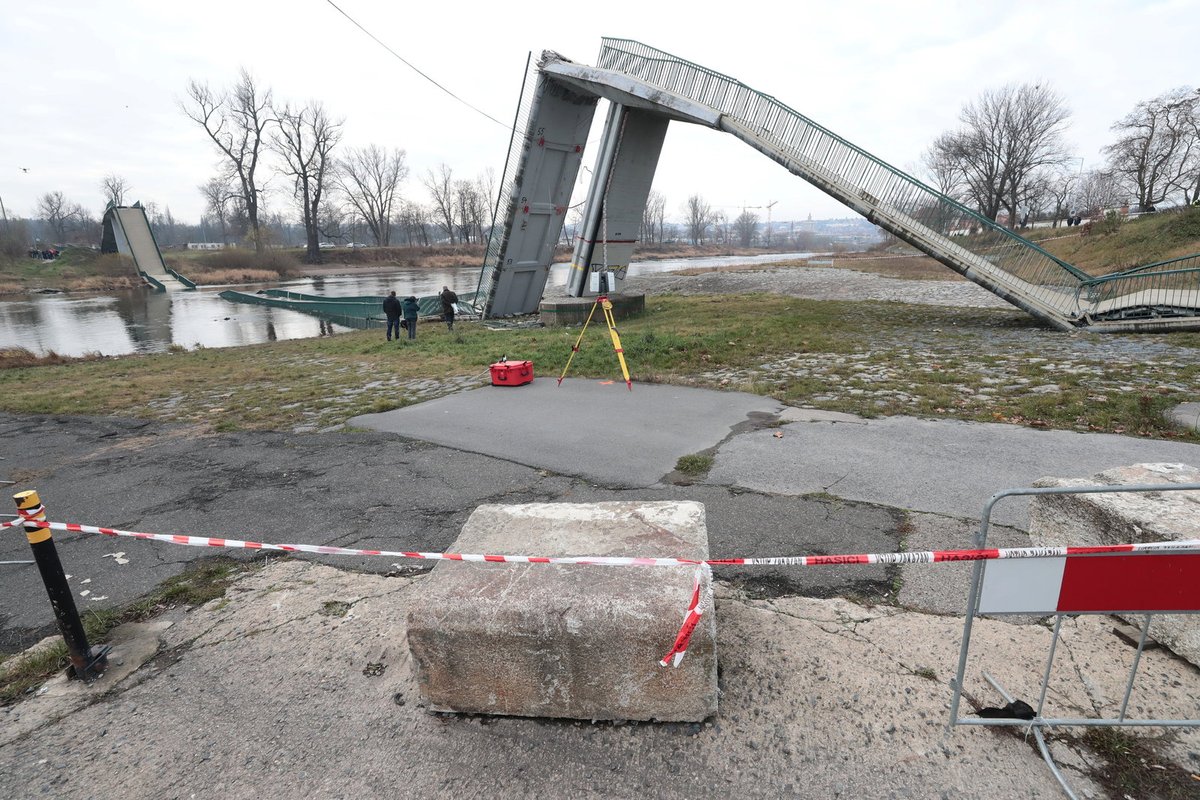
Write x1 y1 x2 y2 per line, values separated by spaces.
221 290 477 325
1081 255 1200 322
166 268 197 289
139 271 166 292
261 289 477 317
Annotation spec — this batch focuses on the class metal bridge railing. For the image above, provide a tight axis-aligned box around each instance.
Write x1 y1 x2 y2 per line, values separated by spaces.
596 38 1200 328
1081 257 1200 321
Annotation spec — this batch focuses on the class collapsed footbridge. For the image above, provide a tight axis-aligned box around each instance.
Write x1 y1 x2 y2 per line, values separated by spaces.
476 38 1200 332
101 204 195 291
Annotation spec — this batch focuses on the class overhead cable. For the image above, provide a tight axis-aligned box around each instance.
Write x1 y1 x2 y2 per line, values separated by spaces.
323 0 510 130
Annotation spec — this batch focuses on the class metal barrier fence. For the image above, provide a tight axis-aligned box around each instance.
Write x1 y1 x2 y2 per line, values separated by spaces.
949 483 1200 799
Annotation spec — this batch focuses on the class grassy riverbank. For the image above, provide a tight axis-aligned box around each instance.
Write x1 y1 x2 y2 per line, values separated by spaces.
2 294 1197 440
778 206 1200 282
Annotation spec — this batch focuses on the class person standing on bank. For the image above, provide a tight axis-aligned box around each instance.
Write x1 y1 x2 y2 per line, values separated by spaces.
383 291 402 342
439 285 458 331
401 295 420 340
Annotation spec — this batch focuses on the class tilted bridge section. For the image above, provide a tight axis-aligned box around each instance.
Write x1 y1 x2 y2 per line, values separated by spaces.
476 39 1200 333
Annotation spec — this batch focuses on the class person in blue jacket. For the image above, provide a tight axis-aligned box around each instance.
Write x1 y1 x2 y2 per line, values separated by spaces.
401 295 420 340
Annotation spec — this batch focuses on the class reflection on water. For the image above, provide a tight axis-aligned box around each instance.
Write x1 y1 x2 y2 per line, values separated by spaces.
0 253 817 357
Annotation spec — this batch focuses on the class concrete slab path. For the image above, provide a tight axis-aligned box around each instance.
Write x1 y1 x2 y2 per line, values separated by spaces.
351 378 782 487
352 382 1200 530
711 413 1200 529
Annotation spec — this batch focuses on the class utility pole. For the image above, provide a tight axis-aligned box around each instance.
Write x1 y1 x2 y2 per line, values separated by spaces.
764 200 778 247
0 195 8 230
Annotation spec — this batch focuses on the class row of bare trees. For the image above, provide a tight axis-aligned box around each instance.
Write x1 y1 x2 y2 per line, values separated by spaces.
1104 86 1200 211
925 82 1200 227
181 69 502 262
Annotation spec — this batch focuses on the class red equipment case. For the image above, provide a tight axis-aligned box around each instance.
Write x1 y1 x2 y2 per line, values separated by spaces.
490 359 534 387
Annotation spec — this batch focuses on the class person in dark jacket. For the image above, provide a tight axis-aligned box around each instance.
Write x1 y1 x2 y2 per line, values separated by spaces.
382 291 402 341
401 295 420 340
439 285 458 331
441 286 458 331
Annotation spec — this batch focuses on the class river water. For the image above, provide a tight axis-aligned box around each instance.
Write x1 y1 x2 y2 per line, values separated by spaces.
0 253 817 357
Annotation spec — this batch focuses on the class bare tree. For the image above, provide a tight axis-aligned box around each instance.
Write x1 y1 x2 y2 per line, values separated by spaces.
563 205 584 246
734 210 759 247
640 190 667 244
1074 170 1123 217
182 69 273 252
1183 96 1200 203
37 191 76 241
453 179 485 244
317 200 348 244
1043 167 1080 226
149 204 180 246
422 164 456 244
920 146 964 201
477 167 498 238
199 176 236 244
272 101 343 261
683 194 712 245
928 83 1071 226
334 145 407 246
396 200 431 246
100 174 130 207
708 210 727 244
1103 86 1198 211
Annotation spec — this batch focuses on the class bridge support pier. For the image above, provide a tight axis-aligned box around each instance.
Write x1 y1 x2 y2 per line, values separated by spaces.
567 106 669 298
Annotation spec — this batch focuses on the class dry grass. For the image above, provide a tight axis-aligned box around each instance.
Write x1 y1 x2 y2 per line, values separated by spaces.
189 269 282 285
67 276 142 292
167 249 301 277
1010 206 1200 275
0 347 106 369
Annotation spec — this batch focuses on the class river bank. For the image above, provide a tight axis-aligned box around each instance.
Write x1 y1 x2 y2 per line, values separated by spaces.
0 242 814 296
2 275 1197 440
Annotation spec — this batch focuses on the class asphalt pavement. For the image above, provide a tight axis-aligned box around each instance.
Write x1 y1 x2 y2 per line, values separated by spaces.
350 378 782 487
5 386 1199 654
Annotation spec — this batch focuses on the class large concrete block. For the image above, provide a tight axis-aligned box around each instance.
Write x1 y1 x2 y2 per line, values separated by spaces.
406 501 718 722
538 293 645 327
1029 462 1200 667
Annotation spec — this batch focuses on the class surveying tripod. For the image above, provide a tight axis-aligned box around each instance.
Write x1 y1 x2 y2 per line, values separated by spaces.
557 295 632 390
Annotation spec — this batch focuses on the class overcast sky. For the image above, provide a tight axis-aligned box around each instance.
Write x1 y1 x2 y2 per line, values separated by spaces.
2 0 1197 229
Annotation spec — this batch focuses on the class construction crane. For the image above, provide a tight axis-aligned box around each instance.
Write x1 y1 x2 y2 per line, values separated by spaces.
739 200 779 246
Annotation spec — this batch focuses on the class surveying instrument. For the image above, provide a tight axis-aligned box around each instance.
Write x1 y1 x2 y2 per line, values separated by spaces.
557 272 633 391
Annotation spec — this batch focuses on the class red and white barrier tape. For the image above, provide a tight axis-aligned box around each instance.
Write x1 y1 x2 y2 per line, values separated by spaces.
8 507 1200 666
659 564 713 668
9 511 1197 565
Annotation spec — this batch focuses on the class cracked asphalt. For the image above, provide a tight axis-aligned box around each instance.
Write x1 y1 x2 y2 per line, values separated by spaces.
7 370 1199 655
0 405 902 655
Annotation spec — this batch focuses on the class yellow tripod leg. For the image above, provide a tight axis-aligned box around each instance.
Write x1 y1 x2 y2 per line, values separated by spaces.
601 298 633 391
558 297 601 385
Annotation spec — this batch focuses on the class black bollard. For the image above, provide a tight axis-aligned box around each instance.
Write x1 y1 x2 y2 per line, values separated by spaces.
13 490 109 682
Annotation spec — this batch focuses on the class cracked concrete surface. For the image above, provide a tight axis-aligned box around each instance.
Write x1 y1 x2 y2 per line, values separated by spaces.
3 395 1199 797
0 408 901 653
3 561 1196 799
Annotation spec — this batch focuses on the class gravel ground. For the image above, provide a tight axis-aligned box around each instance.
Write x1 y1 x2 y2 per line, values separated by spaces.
620 263 1013 308
621 265 1199 424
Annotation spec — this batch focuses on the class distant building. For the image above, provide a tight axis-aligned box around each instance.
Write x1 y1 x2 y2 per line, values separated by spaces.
187 242 231 250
